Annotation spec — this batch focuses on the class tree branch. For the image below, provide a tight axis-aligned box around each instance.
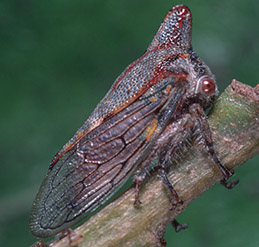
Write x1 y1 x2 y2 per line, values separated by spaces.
52 80 259 247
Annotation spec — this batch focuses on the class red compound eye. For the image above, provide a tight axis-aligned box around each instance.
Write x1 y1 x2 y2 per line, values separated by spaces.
201 78 216 95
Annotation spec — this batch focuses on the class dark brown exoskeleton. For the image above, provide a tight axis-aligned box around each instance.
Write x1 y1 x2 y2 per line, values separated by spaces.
29 5 238 244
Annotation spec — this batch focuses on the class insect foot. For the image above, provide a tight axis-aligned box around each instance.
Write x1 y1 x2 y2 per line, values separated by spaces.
219 167 239 189
221 177 239 189
159 168 183 210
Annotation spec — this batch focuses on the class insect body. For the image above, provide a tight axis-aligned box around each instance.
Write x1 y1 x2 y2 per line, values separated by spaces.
30 5 237 239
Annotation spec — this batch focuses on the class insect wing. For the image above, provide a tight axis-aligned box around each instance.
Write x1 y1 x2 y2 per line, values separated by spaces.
30 80 186 237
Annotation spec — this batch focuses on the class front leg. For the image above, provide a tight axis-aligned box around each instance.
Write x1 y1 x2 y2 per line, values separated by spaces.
190 104 239 189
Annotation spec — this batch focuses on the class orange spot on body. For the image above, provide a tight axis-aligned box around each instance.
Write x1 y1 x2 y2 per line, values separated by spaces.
77 132 83 138
145 119 158 141
150 96 157 102
164 85 172 94
181 53 189 59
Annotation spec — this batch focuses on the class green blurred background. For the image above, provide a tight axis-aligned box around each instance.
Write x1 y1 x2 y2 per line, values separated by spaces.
0 0 258 246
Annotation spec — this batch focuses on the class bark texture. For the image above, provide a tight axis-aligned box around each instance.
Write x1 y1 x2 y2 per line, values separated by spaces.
50 80 259 247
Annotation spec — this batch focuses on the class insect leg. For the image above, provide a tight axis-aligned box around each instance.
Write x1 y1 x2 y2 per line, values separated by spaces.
190 104 239 189
134 83 188 205
158 114 194 210
159 167 183 210
133 151 157 205
134 112 194 206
